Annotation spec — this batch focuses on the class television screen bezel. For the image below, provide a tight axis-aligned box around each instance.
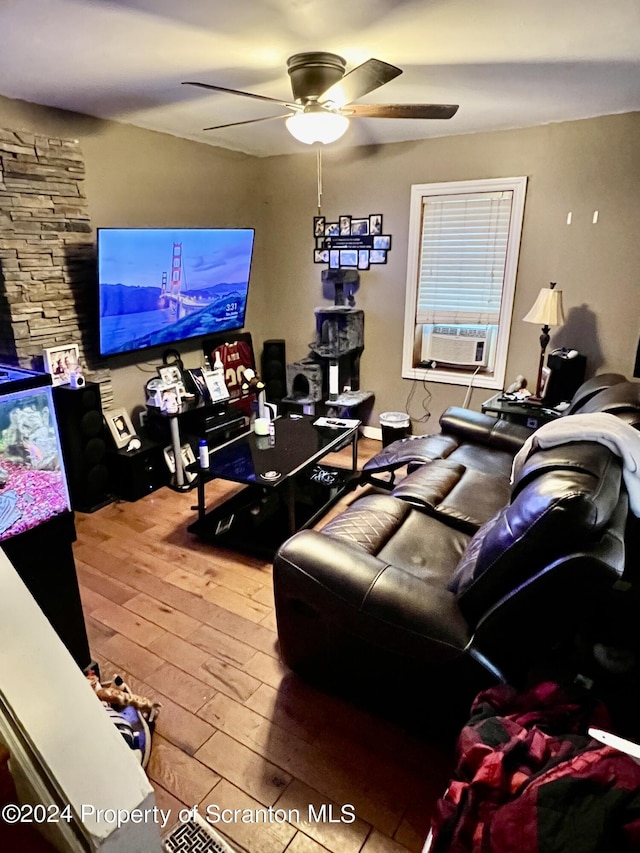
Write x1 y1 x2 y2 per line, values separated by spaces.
96 226 255 359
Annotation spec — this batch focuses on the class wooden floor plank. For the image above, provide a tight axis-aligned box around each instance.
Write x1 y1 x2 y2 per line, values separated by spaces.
195 730 291 807
183 622 257 668
98 632 165 681
124 591 203 638
194 657 262 704
199 778 296 853
146 734 220 806
145 661 217 713
275 779 370 853
73 437 448 853
90 600 165 648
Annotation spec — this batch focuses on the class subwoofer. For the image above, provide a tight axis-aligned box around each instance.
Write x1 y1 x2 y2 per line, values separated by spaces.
53 382 112 512
261 339 287 403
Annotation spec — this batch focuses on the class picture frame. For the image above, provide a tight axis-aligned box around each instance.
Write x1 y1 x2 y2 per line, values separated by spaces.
201 331 256 414
314 248 329 264
186 367 210 403
313 216 325 236
369 214 383 235
369 249 387 264
43 343 80 387
104 407 137 449
373 235 391 250
339 249 358 267
163 443 197 484
358 250 370 270
324 222 339 237
158 364 182 385
339 215 352 235
350 218 369 236
159 384 182 413
203 369 230 404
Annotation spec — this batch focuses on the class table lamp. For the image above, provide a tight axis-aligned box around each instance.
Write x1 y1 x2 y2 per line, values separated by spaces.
522 281 565 398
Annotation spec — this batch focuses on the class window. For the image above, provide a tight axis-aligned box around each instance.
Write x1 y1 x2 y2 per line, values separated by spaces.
402 177 527 389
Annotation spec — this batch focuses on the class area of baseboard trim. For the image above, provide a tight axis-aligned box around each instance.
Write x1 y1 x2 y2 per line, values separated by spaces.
361 425 382 441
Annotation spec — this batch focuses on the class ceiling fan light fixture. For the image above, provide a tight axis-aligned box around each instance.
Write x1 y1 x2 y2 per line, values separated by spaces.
285 109 349 145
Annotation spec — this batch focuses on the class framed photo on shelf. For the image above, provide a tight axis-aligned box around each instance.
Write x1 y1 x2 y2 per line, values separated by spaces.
158 364 183 385
158 384 182 413
104 407 137 449
203 369 230 404
186 367 210 403
43 343 80 387
163 443 197 484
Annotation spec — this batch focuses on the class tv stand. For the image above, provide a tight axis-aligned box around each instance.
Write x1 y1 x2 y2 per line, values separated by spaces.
145 400 247 490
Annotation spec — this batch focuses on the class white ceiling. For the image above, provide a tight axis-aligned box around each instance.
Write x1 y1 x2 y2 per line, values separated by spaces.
0 0 639 158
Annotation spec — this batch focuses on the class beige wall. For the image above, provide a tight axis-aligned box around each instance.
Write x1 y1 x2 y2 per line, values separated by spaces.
260 113 640 430
1 93 639 431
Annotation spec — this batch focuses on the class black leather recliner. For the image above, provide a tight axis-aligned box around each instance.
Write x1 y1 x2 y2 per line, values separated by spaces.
360 373 634 490
272 379 640 725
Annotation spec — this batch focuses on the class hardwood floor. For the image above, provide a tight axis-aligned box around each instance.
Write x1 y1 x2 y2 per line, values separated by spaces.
75 438 454 853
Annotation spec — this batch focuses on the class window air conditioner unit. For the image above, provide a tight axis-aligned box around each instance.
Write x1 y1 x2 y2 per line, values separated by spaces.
421 325 493 368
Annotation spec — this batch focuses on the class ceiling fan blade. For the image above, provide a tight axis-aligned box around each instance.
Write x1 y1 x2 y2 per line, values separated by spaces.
183 81 295 109
319 59 402 109
347 103 459 120
203 114 287 131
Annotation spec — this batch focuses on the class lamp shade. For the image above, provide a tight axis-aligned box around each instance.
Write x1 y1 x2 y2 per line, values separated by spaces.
522 284 565 327
285 109 349 145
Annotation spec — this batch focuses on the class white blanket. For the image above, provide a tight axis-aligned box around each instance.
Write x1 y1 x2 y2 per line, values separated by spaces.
510 412 640 516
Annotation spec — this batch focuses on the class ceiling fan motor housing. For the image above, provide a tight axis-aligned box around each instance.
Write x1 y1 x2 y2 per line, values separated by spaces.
287 52 346 103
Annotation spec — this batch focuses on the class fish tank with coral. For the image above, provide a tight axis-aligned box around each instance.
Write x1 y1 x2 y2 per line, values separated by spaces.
0 365 71 542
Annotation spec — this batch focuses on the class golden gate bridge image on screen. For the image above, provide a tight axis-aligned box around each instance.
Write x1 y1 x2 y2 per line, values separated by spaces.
158 242 220 319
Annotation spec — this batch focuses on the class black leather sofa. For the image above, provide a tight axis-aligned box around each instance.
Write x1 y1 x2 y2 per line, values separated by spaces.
272 378 640 726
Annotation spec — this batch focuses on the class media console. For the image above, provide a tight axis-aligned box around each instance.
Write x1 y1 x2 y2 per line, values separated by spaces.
145 400 248 491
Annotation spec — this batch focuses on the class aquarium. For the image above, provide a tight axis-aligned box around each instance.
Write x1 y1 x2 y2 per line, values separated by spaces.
0 366 71 541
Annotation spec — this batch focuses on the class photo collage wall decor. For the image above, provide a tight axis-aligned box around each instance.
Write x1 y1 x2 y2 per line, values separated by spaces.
313 213 391 270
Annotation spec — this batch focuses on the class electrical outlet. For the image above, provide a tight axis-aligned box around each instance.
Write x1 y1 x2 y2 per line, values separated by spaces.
139 411 147 429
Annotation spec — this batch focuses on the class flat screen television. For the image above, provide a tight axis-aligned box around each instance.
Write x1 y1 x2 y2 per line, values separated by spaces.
97 227 255 357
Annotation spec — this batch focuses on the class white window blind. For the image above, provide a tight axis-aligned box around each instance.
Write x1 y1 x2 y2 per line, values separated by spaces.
416 190 514 326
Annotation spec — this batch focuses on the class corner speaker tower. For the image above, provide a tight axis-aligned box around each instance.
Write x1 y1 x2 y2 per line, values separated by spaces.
53 382 112 513
261 339 286 404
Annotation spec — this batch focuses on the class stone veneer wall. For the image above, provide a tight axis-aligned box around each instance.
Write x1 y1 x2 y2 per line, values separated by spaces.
0 127 112 406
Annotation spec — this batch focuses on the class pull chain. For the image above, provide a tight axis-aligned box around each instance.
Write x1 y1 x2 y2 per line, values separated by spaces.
316 144 323 214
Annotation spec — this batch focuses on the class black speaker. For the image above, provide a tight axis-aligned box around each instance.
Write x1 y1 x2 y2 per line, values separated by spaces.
53 382 113 512
261 339 286 403
544 350 587 406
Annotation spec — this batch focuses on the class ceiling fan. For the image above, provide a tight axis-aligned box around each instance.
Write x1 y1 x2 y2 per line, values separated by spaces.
183 52 459 145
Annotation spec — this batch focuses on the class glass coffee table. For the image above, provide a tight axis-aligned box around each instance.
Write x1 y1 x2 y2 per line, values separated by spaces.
187 414 360 557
